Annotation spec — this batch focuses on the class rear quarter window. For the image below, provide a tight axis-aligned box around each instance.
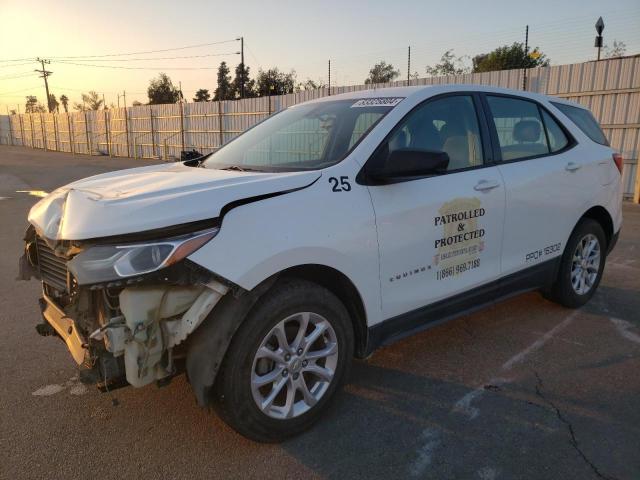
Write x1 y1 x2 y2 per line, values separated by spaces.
551 102 609 146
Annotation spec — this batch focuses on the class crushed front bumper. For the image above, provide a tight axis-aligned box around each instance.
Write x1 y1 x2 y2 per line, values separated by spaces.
38 295 87 365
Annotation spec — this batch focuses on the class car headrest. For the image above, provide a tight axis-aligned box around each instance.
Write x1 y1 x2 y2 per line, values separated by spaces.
513 120 541 143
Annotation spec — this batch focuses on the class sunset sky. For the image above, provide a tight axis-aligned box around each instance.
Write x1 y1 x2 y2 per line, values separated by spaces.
1 0 639 111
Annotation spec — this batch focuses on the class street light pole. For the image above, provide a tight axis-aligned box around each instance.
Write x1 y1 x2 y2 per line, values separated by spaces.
595 17 605 61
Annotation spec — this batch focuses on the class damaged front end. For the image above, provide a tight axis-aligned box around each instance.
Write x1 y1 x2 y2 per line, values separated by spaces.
19 223 231 391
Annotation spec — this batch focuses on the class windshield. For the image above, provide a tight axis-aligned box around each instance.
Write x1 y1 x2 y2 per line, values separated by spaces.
202 98 402 172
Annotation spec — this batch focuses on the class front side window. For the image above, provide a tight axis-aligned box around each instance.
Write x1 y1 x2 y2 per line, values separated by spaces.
382 95 484 171
203 99 398 172
551 102 608 146
486 96 550 161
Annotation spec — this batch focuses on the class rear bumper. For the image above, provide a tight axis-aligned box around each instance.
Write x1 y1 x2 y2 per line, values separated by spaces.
38 295 87 365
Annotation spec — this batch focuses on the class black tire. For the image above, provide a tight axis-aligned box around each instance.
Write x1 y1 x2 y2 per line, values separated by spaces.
549 218 607 308
212 278 354 442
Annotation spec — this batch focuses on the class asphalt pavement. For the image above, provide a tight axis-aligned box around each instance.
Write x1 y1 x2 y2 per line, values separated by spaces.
1 145 639 480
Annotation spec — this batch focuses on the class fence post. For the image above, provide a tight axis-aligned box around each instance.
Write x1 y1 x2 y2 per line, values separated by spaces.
134 138 138 159
67 113 74 154
179 103 185 154
84 111 91 155
149 106 156 158
29 114 35 148
104 109 111 156
40 113 47 151
7 112 14 146
53 115 60 151
164 140 168 160
19 114 25 146
217 101 224 148
124 107 130 158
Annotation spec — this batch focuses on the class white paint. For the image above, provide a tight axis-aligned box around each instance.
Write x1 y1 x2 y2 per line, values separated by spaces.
409 428 441 477
501 312 578 371
32 375 88 397
0 196 10 200
69 384 88 395
16 190 48 198
32 384 65 396
610 317 640 345
452 311 578 420
453 378 510 419
478 466 500 479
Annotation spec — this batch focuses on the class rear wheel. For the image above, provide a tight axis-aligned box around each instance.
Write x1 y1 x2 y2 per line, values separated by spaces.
213 278 353 442
549 218 606 308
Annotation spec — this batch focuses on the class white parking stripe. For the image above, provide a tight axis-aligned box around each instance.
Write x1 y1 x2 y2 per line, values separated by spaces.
610 317 640 345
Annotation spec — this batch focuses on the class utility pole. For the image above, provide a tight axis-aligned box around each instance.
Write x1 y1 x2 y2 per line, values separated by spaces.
522 25 529 90
237 36 245 99
35 58 53 112
328 60 331 96
407 46 411 84
122 90 126 108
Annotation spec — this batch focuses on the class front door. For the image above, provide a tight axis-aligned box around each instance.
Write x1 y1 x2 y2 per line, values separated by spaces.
365 94 506 321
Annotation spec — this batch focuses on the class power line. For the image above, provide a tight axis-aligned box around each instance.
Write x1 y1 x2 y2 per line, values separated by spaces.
53 52 240 62
47 38 238 59
54 60 222 70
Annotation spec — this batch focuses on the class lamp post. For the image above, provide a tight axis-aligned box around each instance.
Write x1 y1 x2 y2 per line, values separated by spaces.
595 17 604 61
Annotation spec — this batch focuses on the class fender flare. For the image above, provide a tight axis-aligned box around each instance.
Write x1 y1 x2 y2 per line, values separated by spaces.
185 276 277 406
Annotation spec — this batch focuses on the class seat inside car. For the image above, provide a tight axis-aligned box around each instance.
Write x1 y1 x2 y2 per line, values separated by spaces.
501 120 548 160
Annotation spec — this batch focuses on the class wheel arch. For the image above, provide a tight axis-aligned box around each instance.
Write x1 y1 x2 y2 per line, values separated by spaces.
185 263 369 407
579 205 614 249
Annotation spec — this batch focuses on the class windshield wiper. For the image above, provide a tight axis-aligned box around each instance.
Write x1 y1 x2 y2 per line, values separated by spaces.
219 165 263 172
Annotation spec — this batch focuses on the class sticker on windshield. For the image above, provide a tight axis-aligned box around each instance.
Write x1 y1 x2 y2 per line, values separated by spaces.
350 97 404 108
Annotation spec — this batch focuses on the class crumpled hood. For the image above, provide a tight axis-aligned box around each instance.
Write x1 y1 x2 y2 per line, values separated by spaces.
28 162 320 241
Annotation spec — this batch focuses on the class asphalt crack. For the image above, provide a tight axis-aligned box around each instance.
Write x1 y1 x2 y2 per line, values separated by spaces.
533 370 618 480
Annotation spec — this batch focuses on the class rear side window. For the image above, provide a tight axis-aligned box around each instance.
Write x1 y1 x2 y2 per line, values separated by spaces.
541 110 569 152
486 96 549 161
551 102 608 146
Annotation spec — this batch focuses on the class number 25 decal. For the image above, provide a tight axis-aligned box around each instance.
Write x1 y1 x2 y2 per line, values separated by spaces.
329 176 351 192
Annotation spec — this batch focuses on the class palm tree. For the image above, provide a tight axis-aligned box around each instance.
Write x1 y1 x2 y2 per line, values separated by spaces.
59 95 69 113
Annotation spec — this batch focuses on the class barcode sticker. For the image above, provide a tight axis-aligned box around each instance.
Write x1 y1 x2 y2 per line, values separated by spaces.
351 97 404 108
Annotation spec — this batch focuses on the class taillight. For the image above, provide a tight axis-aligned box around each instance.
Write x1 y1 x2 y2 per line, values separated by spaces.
612 153 623 174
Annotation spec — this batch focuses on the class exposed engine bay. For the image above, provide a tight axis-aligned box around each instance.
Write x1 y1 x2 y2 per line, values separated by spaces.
20 224 231 391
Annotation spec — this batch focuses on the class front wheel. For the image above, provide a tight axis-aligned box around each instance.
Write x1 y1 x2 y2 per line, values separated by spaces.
549 218 607 308
213 279 354 442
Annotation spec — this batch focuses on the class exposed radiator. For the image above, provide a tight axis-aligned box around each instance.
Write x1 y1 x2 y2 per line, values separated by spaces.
36 237 69 293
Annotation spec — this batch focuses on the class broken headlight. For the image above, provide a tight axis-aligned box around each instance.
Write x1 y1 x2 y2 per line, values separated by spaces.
68 228 219 285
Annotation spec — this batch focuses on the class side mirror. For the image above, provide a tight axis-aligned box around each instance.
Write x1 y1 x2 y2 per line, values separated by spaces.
366 148 450 182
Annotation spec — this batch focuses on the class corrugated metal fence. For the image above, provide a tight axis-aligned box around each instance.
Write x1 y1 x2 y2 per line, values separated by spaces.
1 56 638 199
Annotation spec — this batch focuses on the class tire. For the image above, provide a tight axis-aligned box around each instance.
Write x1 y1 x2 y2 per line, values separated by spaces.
212 278 354 442
549 218 607 308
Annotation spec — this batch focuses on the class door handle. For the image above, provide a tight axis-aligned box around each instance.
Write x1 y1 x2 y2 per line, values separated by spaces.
474 179 500 191
565 162 581 171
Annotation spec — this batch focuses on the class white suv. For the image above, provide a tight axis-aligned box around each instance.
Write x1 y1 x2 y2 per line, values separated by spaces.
21 85 623 441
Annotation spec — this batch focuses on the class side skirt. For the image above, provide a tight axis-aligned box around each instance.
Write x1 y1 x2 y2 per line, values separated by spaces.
366 258 560 354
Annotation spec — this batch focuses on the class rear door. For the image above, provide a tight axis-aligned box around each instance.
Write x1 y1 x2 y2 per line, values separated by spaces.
482 94 592 276
365 93 506 320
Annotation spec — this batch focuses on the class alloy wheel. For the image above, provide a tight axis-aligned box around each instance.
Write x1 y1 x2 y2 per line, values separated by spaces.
250 312 339 419
571 233 601 295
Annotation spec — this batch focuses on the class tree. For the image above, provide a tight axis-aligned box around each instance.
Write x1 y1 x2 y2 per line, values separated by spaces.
604 40 627 58
193 89 211 102
297 78 326 91
214 61 234 100
85 91 103 110
472 42 549 73
231 63 256 98
255 68 297 97
59 94 69 113
147 73 180 104
25 96 45 113
48 94 59 113
9 109 17 115
132 100 143 106
425 50 470 76
364 61 400 84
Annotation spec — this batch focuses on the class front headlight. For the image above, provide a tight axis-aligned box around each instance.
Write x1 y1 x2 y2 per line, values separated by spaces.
68 228 219 285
